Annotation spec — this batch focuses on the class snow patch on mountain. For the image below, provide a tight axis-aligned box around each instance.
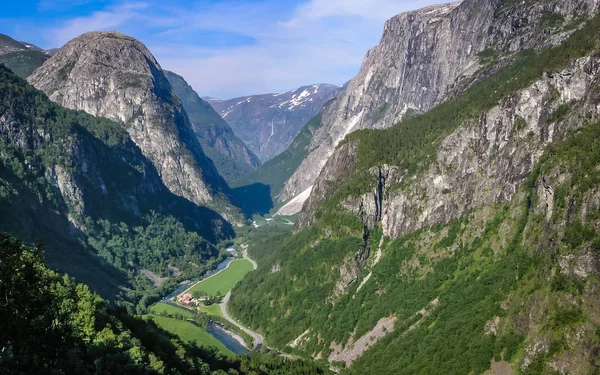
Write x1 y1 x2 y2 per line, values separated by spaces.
276 186 313 216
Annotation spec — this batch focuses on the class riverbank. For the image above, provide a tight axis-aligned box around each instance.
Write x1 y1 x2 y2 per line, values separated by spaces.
149 249 259 355
216 248 264 352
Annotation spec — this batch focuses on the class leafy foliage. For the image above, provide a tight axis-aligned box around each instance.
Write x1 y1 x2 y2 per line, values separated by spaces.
84 213 219 279
0 65 234 309
0 234 332 374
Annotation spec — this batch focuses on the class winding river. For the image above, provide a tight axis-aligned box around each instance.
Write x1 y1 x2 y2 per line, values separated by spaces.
162 247 260 354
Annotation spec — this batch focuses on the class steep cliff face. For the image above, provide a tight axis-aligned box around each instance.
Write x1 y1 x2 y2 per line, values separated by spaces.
165 70 260 183
28 31 229 208
205 84 343 162
302 52 600 238
0 66 232 300
230 4 600 373
280 0 600 210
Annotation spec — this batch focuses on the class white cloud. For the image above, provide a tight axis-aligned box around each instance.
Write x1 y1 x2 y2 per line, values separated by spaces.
42 0 444 97
48 2 149 47
286 0 433 24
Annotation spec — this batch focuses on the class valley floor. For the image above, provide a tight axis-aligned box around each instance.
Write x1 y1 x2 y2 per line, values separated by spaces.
146 246 262 355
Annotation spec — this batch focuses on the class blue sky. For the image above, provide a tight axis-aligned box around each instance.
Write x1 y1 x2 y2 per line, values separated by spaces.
1 0 442 98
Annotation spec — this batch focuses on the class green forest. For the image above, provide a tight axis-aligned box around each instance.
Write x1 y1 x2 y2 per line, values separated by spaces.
0 65 233 312
229 121 600 374
0 233 331 374
4 0 600 373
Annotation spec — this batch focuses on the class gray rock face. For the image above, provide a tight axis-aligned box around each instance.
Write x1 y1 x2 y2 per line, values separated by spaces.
280 0 600 209
165 70 260 184
205 84 343 162
300 53 600 240
28 31 228 206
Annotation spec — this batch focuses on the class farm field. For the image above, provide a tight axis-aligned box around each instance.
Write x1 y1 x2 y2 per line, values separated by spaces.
148 315 233 356
199 304 224 318
187 259 254 297
150 302 194 318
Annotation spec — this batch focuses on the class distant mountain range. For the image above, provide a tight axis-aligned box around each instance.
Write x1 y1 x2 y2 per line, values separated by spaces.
205 84 343 162
165 71 260 184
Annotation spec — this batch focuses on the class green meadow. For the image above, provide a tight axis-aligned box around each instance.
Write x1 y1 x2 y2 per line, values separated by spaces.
188 259 254 297
150 302 194 318
148 315 233 356
198 304 224 318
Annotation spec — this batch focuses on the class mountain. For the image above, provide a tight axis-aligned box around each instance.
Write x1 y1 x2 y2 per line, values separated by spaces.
27 31 238 219
232 110 327 215
0 33 31 55
0 33 57 56
0 50 49 78
0 33 50 78
0 65 234 308
228 0 600 373
43 48 60 56
205 84 343 162
165 70 260 184
276 0 599 213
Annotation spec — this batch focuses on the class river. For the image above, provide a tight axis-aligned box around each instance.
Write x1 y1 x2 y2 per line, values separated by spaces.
162 247 253 353
208 322 249 355
165 248 238 300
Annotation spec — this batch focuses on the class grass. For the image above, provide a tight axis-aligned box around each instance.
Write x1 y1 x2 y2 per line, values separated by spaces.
150 302 194 318
188 259 254 297
199 304 224 319
152 300 224 320
148 315 233 356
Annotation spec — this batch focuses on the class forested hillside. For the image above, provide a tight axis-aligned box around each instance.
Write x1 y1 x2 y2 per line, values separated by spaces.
229 7 600 374
0 233 330 375
0 50 48 78
0 65 232 310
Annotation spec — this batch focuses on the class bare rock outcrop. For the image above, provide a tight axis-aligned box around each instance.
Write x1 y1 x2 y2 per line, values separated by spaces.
280 0 600 212
28 31 229 207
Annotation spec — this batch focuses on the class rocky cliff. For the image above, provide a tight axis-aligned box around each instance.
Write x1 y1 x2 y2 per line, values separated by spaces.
205 84 343 162
301 50 600 237
280 0 600 211
28 31 230 209
229 2 600 373
0 65 232 300
165 70 260 183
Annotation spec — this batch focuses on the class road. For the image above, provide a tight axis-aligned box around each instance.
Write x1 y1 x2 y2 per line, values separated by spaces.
219 291 264 353
218 248 264 352
162 246 265 355
240 245 258 269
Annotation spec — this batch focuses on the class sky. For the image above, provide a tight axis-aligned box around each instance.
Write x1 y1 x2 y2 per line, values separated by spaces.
1 0 442 99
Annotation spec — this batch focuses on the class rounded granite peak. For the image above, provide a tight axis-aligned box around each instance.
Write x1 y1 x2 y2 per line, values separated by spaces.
27 30 229 207
29 30 160 82
77 30 131 39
